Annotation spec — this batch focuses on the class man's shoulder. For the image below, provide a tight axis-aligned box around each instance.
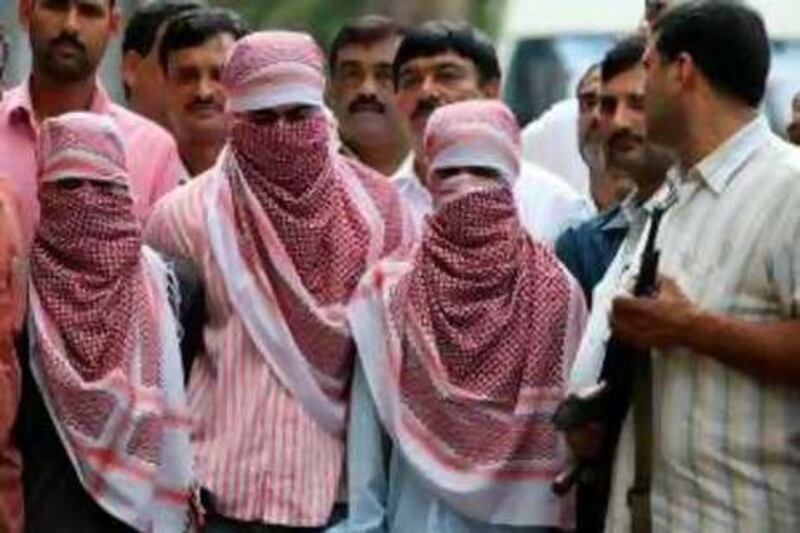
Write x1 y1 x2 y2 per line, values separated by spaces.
517 160 587 204
343 156 406 212
763 135 800 177
108 102 178 150
145 170 213 257
521 98 577 139
151 169 212 222
558 206 623 244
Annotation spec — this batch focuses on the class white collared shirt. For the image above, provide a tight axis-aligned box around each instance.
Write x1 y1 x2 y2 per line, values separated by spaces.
605 116 800 533
568 186 674 390
391 154 593 246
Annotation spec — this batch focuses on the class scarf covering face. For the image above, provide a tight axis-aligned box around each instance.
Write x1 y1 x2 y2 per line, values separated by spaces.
203 31 412 436
348 101 586 527
29 112 192 532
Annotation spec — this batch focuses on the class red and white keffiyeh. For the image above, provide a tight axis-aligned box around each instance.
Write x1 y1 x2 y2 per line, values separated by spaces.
29 112 192 532
348 101 586 527
204 31 412 436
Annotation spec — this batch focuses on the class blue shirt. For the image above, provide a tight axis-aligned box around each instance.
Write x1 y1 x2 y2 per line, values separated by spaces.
555 207 628 308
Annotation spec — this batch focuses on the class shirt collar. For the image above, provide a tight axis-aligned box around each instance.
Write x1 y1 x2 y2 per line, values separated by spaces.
669 115 771 195
599 205 629 232
601 182 674 231
4 77 112 129
391 153 418 183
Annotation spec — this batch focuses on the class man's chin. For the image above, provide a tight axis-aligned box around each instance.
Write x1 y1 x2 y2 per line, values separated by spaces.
42 62 92 83
348 112 391 133
182 118 227 139
608 153 646 174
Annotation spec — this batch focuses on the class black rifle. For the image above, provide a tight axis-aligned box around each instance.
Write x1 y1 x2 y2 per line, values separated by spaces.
552 206 667 533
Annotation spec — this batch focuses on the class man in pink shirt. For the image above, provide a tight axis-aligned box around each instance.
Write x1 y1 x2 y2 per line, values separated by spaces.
0 178 23 533
146 31 413 531
0 0 185 245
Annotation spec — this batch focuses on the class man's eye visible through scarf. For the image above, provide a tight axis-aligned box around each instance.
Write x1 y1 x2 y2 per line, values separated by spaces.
53 178 128 197
242 105 321 126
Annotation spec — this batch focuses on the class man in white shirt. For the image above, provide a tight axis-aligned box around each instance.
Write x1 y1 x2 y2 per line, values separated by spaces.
604 2 800 531
391 21 592 244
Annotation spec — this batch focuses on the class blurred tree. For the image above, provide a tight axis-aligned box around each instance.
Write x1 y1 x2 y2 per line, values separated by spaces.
210 0 502 51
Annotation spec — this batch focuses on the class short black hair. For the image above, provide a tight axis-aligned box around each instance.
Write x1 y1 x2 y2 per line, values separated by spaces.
329 15 404 74
393 20 500 87
601 35 646 83
653 0 770 108
159 8 249 73
123 0 204 57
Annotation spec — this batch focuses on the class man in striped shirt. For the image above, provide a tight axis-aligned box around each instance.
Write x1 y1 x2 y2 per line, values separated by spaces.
607 2 800 531
146 31 412 532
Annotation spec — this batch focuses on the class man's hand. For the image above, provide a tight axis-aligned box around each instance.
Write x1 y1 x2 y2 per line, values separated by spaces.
610 275 696 350
565 422 606 461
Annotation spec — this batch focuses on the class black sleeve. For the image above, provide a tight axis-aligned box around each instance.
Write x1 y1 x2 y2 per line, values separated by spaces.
167 257 206 385
14 326 134 533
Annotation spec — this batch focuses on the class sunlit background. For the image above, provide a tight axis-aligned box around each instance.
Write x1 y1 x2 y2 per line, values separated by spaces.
2 0 799 131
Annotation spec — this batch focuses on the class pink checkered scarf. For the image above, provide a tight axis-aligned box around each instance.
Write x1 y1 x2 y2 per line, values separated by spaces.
348 101 586 526
28 113 192 532
202 32 412 436
223 31 326 112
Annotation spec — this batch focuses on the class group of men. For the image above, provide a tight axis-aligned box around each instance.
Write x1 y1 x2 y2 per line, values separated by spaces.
0 0 798 532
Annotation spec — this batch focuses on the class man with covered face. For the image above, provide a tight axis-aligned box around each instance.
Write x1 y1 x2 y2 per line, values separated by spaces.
339 99 587 532
17 112 192 532
146 31 412 531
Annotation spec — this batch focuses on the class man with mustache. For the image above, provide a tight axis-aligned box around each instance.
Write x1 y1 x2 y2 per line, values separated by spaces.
392 20 592 244
557 35 672 533
521 0 680 204
557 36 668 307
122 0 203 127
575 63 635 214
0 0 186 245
328 15 408 176
160 7 248 177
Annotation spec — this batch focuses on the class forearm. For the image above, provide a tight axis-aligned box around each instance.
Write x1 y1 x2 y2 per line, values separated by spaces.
0 335 20 438
682 311 800 384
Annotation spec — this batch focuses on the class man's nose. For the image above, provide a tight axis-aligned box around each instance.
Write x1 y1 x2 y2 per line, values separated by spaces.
63 6 81 34
197 76 216 99
360 73 378 96
419 74 440 99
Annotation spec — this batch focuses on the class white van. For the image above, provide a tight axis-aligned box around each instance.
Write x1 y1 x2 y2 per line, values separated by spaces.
500 0 800 132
